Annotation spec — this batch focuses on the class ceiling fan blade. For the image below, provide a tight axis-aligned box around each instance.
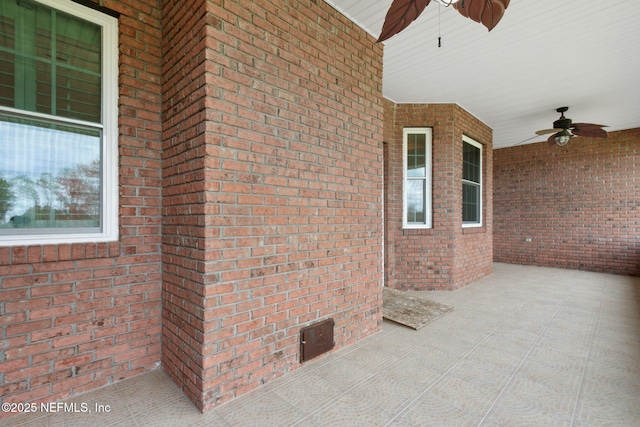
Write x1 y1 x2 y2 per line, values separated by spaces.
377 0 432 43
454 0 510 31
571 123 607 129
536 128 562 136
571 127 608 138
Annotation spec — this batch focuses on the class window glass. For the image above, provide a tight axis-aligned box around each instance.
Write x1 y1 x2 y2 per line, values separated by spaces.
0 0 101 121
406 134 426 178
463 142 480 182
462 181 479 222
406 179 425 223
0 114 101 230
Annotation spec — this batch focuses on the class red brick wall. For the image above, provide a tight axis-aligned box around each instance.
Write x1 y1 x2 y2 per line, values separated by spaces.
161 0 384 411
383 100 397 289
160 0 210 410
454 107 494 286
383 101 493 290
494 128 640 275
0 0 163 416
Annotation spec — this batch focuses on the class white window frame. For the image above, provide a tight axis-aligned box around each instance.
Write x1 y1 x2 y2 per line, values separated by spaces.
402 127 432 229
462 135 482 228
0 0 118 247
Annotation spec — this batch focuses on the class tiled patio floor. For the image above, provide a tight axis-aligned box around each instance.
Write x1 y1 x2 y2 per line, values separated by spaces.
3 263 640 426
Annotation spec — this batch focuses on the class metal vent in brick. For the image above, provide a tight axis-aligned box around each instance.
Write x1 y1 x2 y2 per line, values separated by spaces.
300 318 335 362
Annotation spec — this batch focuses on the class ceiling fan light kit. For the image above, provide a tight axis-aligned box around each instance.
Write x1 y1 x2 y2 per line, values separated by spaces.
554 130 572 146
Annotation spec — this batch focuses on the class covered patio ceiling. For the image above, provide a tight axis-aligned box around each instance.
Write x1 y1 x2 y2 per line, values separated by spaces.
325 0 640 148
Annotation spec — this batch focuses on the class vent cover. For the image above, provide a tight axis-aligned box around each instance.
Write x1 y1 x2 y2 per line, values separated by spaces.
300 318 335 362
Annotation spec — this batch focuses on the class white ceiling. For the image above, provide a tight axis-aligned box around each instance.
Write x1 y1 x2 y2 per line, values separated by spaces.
324 0 640 148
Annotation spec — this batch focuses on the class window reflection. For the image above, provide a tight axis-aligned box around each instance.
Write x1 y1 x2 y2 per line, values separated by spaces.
406 134 426 177
0 115 101 231
406 180 425 223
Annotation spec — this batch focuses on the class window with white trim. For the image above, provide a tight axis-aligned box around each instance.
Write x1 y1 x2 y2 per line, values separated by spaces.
403 127 432 228
0 0 118 246
462 136 482 227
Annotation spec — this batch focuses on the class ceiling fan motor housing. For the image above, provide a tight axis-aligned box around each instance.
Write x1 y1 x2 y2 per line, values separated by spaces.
553 117 572 129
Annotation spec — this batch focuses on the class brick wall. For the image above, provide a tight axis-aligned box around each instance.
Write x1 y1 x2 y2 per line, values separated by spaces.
0 0 163 416
453 106 494 286
161 0 384 411
494 128 640 275
383 101 493 290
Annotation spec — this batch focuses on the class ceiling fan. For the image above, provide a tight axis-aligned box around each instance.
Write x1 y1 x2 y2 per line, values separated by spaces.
536 107 608 146
377 0 510 43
